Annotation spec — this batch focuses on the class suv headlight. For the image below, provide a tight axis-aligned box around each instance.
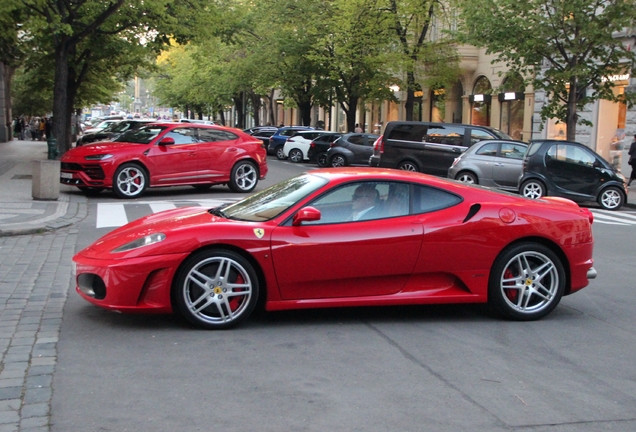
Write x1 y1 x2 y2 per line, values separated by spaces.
85 154 113 161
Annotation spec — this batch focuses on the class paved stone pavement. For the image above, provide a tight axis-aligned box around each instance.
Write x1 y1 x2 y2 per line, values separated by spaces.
0 227 79 432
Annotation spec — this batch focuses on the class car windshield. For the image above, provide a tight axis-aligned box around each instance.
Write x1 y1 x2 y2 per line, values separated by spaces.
218 174 329 222
113 125 169 144
108 122 133 133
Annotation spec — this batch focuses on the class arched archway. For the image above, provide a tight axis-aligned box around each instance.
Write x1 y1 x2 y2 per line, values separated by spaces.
470 76 492 126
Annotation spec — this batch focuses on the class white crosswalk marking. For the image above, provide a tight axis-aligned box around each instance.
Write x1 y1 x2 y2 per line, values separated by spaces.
96 199 239 229
590 209 636 225
96 203 128 229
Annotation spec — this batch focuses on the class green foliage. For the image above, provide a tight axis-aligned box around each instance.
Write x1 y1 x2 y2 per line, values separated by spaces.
457 0 636 138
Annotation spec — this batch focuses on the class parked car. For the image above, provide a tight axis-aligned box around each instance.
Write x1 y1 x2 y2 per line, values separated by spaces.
448 140 528 191
72 167 596 329
307 133 344 166
370 121 512 176
60 123 268 199
179 119 217 125
77 119 157 146
268 126 314 159
243 126 278 148
518 139 628 210
283 130 330 162
83 119 121 135
327 133 379 167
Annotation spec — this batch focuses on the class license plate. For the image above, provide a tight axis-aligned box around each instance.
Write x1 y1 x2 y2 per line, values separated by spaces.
60 172 73 179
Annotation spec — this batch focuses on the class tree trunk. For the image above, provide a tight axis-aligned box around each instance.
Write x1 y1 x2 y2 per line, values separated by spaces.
53 40 71 155
566 77 578 142
298 99 312 126
1 64 15 142
250 92 262 126
405 70 416 121
233 93 245 129
268 88 276 126
340 96 359 132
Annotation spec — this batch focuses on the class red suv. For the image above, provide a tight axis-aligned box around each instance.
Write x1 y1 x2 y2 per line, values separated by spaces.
60 123 268 198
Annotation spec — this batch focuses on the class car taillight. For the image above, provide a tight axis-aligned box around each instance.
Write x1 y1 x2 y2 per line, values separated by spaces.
374 136 385 153
310 142 315 148
329 141 336 147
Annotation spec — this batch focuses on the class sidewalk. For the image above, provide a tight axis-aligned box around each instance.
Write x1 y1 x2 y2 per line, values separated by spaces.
0 139 87 237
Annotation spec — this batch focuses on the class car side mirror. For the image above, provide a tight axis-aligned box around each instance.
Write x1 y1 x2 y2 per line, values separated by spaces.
159 137 175 146
292 206 321 226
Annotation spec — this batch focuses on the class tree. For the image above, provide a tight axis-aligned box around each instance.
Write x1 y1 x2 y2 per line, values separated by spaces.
20 0 216 153
382 0 460 121
458 0 636 141
313 0 397 132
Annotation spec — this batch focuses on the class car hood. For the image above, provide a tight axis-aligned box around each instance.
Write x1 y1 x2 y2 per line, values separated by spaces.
63 141 147 158
78 206 228 259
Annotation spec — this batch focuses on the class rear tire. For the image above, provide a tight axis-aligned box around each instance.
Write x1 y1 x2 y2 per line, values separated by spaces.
317 152 328 167
330 154 347 167
289 149 303 163
275 146 286 160
228 160 258 193
598 186 623 210
520 179 545 199
398 161 419 172
488 242 565 321
455 171 478 184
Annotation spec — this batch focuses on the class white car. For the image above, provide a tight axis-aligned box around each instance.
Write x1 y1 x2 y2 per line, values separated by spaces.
82 120 121 135
283 131 329 162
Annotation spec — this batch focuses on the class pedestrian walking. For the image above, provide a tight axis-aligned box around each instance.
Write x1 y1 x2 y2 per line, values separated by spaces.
354 123 363 133
13 117 23 140
629 135 636 186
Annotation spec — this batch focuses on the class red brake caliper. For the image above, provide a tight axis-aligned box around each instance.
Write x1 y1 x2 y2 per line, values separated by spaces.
228 274 245 311
503 269 518 302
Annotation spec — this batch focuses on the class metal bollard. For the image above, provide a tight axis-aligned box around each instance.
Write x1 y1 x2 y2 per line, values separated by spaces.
47 137 59 160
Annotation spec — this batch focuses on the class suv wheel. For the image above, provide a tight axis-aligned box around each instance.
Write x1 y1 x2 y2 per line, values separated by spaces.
275 146 286 160
330 154 347 167
289 149 303 163
521 180 545 200
598 187 623 210
398 161 419 172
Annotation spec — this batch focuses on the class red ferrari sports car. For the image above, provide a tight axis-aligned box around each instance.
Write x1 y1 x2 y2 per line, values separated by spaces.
73 168 596 329
60 122 267 198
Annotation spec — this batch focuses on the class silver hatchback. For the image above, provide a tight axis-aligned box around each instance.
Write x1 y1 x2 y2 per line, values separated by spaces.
447 140 528 191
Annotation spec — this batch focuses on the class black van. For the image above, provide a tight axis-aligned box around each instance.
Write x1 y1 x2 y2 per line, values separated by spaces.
369 121 512 176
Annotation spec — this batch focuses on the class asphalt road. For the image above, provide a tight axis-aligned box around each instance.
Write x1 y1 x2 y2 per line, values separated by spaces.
51 158 636 431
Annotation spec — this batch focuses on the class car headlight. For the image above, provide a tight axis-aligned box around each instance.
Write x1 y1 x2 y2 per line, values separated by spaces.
111 233 166 253
85 154 113 161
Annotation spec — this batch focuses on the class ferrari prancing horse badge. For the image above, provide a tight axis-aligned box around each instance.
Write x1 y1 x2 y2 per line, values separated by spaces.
253 228 265 239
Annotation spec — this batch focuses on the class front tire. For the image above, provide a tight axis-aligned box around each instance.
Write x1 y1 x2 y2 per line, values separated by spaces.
173 249 259 329
455 171 478 184
598 186 623 210
289 149 303 163
521 179 545 199
228 160 258 193
113 163 148 199
488 243 565 321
